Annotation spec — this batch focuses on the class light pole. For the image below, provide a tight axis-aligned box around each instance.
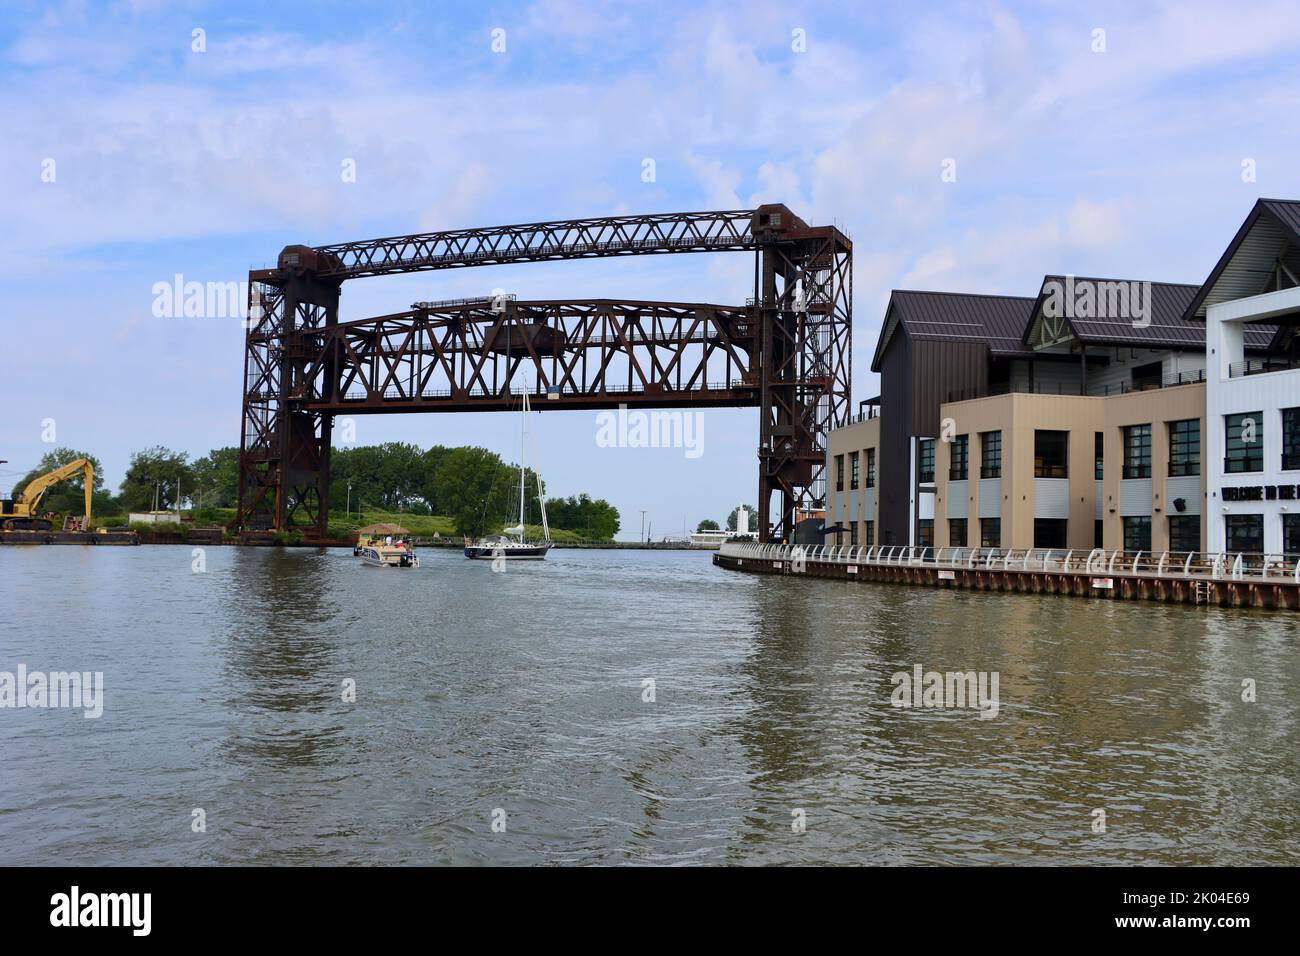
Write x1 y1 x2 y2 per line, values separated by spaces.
640 510 647 544
346 480 352 517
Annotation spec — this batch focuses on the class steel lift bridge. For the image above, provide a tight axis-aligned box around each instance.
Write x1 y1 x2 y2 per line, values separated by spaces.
234 204 851 543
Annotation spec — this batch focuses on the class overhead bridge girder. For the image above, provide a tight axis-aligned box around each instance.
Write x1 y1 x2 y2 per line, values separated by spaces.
235 206 850 541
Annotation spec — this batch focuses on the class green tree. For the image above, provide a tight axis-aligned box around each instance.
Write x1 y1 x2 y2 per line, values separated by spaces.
697 519 720 532
433 446 515 537
727 504 757 532
545 493 620 539
330 442 427 512
119 446 194 511
190 446 240 509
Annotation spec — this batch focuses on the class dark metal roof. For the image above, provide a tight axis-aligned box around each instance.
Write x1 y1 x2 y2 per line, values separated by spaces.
1025 275 1276 351
870 290 1035 371
1182 198 1300 323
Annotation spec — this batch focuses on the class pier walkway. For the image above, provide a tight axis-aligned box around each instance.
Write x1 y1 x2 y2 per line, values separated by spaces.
714 542 1300 610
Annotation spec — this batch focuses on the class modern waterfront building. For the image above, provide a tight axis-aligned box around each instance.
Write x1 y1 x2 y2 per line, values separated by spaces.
1186 199 1300 556
825 198 1300 558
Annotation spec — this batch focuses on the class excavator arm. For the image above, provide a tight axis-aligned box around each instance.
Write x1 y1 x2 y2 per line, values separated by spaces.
17 458 94 528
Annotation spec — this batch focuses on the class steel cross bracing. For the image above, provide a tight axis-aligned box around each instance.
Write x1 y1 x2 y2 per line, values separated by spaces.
234 204 851 543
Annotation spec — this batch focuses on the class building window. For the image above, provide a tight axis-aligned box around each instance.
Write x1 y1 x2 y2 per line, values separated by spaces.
948 518 967 547
850 522 858 546
1225 514 1263 554
864 520 874 546
1034 431 1068 478
1283 408 1300 471
1123 516 1152 552
1168 515 1200 553
980 517 1001 548
849 451 860 490
1034 518 1068 549
1225 412 1264 473
980 431 1002 479
1122 424 1152 479
1284 514 1300 555
1095 432 1104 480
918 439 935 484
865 448 876 488
918 519 934 548
1168 419 1200 477
835 454 844 491
1094 519 1103 549
950 435 969 480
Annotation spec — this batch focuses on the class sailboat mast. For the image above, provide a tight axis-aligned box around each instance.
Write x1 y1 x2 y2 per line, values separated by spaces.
518 387 528 536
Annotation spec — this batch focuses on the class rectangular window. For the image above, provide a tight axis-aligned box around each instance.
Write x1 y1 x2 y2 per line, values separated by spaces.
948 518 967 547
864 520 874 546
980 517 1001 548
850 521 858 546
1094 432 1104 480
949 435 969 481
1284 514 1300 555
1225 514 1263 554
1168 515 1200 553
849 451 860 490
1122 516 1152 552
1167 419 1200 477
1225 412 1264 473
1034 431 1068 479
918 439 935 484
1033 518 1068 549
980 431 1002 479
866 448 876 488
835 454 844 492
1094 519 1103 549
1122 424 1152 479
917 519 934 548
1283 407 1300 471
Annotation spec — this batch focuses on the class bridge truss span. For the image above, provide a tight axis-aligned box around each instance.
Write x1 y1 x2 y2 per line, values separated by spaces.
235 204 851 542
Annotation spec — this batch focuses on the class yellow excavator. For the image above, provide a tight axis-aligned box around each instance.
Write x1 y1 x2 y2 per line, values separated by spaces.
1 458 94 531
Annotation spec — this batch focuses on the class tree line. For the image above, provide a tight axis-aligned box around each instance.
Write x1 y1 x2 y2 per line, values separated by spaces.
11 444 621 539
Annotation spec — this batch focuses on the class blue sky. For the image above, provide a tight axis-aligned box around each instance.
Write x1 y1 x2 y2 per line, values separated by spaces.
2 0 1299 536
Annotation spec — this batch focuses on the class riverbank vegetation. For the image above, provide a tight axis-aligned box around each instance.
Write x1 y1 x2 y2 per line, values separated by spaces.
15 444 621 540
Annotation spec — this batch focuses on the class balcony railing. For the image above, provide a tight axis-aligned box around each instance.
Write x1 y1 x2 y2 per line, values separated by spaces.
945 368 1207 404
1229 357 1300 378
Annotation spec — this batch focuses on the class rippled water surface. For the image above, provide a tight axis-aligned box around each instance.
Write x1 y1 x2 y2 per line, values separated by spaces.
2 544 1298 865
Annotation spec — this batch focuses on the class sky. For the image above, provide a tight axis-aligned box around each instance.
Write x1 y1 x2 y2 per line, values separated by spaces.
2 0 1299 537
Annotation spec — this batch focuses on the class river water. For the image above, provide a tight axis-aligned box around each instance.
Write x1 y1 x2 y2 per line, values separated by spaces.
1 544 1297 865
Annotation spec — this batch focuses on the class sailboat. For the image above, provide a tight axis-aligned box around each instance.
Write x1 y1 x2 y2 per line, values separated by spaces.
464 386 553 560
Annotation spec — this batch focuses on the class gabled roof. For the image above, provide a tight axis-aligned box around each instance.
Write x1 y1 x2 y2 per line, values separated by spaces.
1024 277 1201 349
1023 275 1277 352
1182 199 1300 324
870 290 1035 372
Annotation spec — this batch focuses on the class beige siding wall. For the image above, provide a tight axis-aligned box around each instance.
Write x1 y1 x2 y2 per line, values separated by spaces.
826 416 881 545
1100 383 1206 553
933 383 1206 552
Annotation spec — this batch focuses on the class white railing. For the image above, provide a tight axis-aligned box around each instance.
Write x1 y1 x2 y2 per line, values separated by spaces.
718 542 1300 583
